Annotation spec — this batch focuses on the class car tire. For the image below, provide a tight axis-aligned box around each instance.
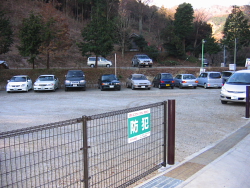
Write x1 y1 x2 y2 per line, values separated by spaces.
90 64 94 68
149 65 152 68
65 87 68 91
171 86 174 89
101 87 104 91
158 84 162 89
148 87 151 90
179 84 182 89
221 100 227 104
82 87 86 91
106 64 110 68
194 86 197 89
204 83 208 89
132 84 135 90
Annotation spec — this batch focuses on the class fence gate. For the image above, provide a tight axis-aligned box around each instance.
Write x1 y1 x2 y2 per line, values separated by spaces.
0 100 175 188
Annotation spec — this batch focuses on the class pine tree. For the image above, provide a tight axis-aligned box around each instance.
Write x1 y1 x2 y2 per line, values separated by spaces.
0 11 13 55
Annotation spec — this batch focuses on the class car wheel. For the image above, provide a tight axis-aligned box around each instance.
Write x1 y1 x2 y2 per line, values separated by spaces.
7 91 10 93
132 84 135 90
82 87 86 91
171 86 174 89
221 100 227 104
90 64 94 68
148 87 151 90
158 84 162 89
149 65 152 68
106 64 110 68
101 86 104 91
194 86 197 89
65 87 68 91
204 83 208 89
179 84 182 89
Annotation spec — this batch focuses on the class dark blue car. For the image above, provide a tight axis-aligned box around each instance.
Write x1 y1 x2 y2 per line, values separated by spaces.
152 73 174 89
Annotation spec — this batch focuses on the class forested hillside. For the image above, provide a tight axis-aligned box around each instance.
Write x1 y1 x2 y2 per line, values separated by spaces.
0 0 249 68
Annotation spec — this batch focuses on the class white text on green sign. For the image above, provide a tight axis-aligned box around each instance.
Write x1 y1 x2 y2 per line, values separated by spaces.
128 108 151 143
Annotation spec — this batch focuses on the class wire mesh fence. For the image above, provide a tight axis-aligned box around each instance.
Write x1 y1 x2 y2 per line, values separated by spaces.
0 101 171 188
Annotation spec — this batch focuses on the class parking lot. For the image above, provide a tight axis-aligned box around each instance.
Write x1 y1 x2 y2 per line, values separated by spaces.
0 86 248 162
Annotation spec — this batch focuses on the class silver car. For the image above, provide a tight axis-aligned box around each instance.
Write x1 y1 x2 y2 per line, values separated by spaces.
126 74 151 90
174 74 198 89
197 72 223 88
131 54 153 68
33 75 59 92
220 69 250 104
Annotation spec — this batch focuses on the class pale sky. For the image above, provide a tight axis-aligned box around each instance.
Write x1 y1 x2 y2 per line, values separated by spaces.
150 0 250 9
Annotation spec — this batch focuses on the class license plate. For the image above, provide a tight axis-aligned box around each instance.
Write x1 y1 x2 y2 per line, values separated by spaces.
166 84 170 86
231 96 238 100
188 84 192 86
141 86 145 88
73 84 77 87
214 84 218 87
109 85 114 88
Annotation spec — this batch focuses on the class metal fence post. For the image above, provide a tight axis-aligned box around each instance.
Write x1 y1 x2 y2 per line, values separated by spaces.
82 116 89 188
167 99 175 165
246 86 250 118
162 101 167 167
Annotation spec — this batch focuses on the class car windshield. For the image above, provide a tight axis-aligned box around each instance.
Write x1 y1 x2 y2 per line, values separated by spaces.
137 55 149 59
227 73 250 84
209 73 221 79
162 74 173 79
10 76 26 82
67 71 84 77
38 76 53 81
102 75 116 81
132 75 147 80
183 75 196 79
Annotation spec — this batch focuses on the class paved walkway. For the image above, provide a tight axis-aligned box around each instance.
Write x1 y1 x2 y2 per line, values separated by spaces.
135 121 250 188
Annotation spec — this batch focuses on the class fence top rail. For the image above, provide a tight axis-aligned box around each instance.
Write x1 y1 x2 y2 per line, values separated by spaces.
0 118 82 139
85 101 166 120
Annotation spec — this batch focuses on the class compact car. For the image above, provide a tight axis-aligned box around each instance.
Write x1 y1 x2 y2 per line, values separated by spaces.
98 74 121 91
6 75 32 93
126 74 151 90
174 74 198 89
220 69 250 104
152 73 174 89
33 75 59 92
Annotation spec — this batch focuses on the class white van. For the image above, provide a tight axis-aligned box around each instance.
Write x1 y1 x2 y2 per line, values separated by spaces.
197 72 223 88
87 57 112 68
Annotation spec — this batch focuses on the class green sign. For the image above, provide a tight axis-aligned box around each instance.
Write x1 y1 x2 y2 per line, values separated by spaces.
128 108 151 143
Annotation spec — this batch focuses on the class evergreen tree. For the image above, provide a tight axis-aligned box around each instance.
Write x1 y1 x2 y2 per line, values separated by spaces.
174 3 194 57
222 6 250 63
134 35 148 51
78 0 116 67
0 11 13 54
18 13 43 69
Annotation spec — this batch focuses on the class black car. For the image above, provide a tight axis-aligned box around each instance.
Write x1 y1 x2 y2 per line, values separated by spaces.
64 70 86 91
98 74 121 91
152 73 175 89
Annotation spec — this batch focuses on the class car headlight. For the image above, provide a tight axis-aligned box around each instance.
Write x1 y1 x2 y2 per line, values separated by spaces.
80 80 86 84
115 83 120 85
47 83 54 86
34 83 38 86
102 83 109 85
21 84 26 87
65 80 70 84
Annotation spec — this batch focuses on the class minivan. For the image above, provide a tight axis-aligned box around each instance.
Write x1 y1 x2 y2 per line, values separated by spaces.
197 72 223 89
87 57 112 68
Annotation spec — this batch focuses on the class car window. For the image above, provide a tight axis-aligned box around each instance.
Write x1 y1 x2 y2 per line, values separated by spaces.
137 55 149 59
132 75 147 80
67 71 84 77
209 73 221 79
183 75 195 79
222 72 233 77
102 75 116 81
10 77 26 82
38 76 53 81
89 57 96 61
228 73 250 84
162 74 173 79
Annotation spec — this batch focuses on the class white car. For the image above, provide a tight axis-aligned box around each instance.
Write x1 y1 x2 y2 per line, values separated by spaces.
220 69 250 104
6 75 32 93
33 75 59 92
126 74 151 90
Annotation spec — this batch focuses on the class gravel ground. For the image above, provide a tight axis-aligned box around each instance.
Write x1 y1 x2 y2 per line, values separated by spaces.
0 86 248 163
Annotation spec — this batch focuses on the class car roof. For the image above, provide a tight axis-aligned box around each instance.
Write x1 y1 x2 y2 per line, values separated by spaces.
13 75 29 77
132 74 145 76
235 69 250 73
39 75 55 76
